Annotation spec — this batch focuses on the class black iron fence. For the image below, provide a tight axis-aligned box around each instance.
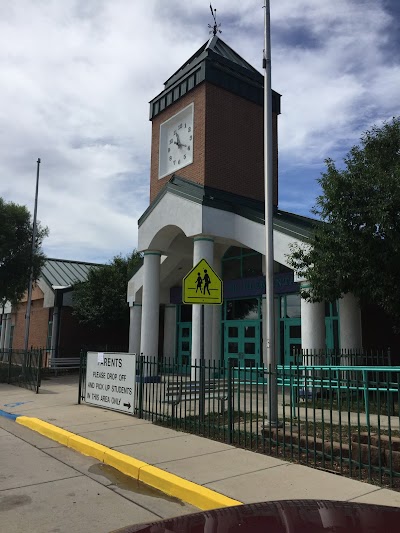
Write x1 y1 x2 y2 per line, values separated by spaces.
0 348 43 393
78 354 400 489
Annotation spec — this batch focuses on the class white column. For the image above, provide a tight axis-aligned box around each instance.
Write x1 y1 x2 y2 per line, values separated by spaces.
211 306 221 366
339 293 362 352
300 282 325 364
140 251 161 358
211 256 222 365
191 236 214 373
163 305 177 360
129 304 142 355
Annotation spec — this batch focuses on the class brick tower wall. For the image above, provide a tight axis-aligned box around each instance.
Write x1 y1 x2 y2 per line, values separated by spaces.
204 83 278 205
149 81 278 205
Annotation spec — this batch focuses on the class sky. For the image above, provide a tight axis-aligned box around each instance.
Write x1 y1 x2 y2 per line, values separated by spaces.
1 0 399 264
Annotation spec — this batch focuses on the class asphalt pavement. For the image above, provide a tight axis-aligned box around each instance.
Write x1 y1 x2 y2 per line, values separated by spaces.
0 384 197 533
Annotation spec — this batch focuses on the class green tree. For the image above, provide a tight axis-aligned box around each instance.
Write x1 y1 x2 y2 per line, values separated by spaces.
0 198 48 310
72 250 143 328
289 117 400 324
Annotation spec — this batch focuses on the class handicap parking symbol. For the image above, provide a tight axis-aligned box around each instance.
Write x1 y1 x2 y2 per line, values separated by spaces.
4 401 32 408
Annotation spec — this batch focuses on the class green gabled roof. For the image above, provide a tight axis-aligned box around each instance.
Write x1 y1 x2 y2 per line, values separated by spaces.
41 258 103 289
139 175 319 242
164 36 262 89
274 210 322 240
149 36 281 120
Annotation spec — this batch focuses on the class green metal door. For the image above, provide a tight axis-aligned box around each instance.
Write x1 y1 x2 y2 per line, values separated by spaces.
177 322 191 370
325 301 340 353
282 318 302 365
279 294 302 365
224 321 261 368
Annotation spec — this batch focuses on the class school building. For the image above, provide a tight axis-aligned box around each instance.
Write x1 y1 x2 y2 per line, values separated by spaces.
0 258 127 359
125 35 397 368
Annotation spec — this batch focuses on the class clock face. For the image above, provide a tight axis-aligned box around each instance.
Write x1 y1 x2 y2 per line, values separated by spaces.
158 103 194 179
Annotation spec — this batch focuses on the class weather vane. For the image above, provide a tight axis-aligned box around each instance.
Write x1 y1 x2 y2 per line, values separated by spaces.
208 3 222 36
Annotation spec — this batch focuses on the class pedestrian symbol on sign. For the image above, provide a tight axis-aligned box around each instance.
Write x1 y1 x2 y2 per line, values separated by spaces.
182 259 223 305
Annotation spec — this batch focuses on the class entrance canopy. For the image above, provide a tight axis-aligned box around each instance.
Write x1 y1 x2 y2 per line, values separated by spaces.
128 175 317 305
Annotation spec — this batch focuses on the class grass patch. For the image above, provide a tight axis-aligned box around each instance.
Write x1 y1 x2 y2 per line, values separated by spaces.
293 390 398 416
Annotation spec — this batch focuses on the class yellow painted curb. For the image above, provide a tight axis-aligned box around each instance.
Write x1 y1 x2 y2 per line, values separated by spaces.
17 417 72 446
139 464 242 510
68 434 108 462
16 415 243 511
104 449 147 479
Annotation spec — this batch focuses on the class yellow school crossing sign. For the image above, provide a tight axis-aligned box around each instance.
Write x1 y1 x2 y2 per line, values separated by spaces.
182 259 223 305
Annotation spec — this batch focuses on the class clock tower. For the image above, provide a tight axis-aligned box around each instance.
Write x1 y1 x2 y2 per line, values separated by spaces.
149 35 281 206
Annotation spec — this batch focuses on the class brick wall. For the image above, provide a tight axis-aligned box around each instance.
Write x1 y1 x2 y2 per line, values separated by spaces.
149 81 278 205
205 83 278 205
19 284 43 303
10 283 129 355
11 299 50 349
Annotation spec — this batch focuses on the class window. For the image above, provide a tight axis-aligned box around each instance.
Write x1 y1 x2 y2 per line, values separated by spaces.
188 75 195 90
286 294 301 318
222 259 241 280
180 305 192 322
226 299 259 320
280 294 301 318
325 301 339 318
222 247 263 280
243 254 262 278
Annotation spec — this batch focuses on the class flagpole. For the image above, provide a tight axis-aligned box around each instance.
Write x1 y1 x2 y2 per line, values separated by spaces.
23 158 41 357
263 2 278 423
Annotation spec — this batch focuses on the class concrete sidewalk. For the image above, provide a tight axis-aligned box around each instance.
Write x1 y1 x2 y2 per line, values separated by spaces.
1 375 400 509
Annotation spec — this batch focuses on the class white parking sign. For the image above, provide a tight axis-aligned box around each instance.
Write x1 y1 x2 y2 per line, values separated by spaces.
85 352 136 414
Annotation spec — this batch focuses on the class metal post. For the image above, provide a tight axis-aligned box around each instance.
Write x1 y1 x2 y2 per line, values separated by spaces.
199 304 206 424
263 2 278 424
7 349 12 383
23 158 41 360
78 349 84 404
35 348 42 394
0 309 6 357
227 359 233 444
138 355 144 418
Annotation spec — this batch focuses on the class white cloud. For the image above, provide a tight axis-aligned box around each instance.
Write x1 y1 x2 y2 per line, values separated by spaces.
0 0 399 260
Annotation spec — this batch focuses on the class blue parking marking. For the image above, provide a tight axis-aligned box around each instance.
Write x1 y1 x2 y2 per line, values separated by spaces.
0 409 20 421
4 401 32 408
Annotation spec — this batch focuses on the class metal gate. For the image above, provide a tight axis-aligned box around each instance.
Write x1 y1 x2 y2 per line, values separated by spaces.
0 349 43 393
